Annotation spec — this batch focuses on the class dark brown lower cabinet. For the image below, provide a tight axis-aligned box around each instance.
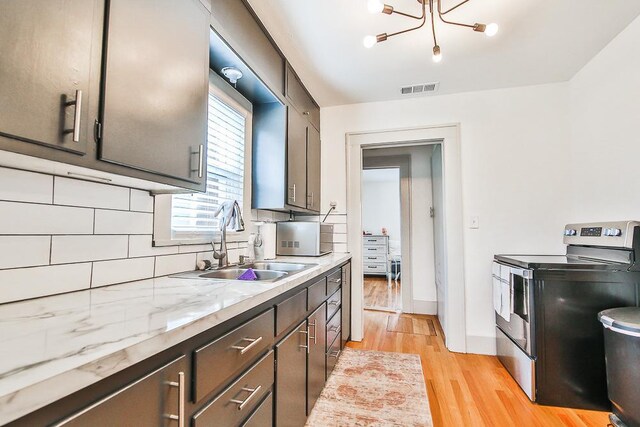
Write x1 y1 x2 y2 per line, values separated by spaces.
341 263 352 348
52 355 187 427
276 321 308 427
242 392 273 427
307 303 327 415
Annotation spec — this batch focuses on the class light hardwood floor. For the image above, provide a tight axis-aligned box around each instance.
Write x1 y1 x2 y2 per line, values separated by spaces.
364 276 401 311
346 310 610 427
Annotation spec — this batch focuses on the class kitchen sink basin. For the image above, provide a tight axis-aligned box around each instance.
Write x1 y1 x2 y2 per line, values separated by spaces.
170 261 317 282
241 262 316 272
199 269 287 281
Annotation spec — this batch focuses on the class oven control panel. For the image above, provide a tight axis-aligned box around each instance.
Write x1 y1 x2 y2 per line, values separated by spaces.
563 221 639 249
580 227 602 237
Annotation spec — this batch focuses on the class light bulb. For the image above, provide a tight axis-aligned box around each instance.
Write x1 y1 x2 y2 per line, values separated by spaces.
432 45 442 63
367 0 384 14
363 35 377 49
485 23 499 37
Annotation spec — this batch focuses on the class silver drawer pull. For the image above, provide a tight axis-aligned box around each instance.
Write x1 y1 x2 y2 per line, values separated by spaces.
329 325 341 334
328 300 339 306
309 320 317 344
165 372 185 427
64 89 82 142
329 349 341 359
299 329 310 352
230 385 262 411
288 184 296 202
231 336 263 355
328 278 341 284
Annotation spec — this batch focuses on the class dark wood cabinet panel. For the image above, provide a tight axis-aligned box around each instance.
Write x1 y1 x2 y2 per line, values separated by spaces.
285 65 320 131
100 0 209 186
306 126 321 212
242 391 273 427
276 288 308 337
308 277 327 312
286 107 308 209
342 263 352 348
307 303 327 415
0 0 101 155
275 321 308 427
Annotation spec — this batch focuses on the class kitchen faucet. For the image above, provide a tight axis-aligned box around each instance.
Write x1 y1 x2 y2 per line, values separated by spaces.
212 200 245 268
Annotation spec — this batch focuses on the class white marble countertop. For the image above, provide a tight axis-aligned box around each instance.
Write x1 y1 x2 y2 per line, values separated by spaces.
0 253 351 425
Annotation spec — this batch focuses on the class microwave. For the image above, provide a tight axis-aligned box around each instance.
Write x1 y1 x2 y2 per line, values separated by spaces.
276 221 333 256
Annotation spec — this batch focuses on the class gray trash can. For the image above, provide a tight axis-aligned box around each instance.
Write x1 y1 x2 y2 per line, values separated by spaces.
598 307 640 427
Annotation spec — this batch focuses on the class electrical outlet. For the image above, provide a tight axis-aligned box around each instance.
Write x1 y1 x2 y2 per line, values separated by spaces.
330 201 337 208
470 216 480 229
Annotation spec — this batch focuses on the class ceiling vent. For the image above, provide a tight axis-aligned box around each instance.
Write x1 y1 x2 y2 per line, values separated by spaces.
400 82 439 96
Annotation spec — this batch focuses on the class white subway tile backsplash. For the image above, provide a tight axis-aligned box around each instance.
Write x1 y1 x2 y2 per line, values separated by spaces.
332 223 347 234
0 236 51 269
129 235 179 257
94 210 153 235
54 177 130 210
0 201 94 235
324 214 347 224
92 257 155 288
155 253 196 277
0 263 92 304
130 189 154 213
332 233 347 243
179 243 213 254
51 235 128 264
333 243 349 253
0 168 53 204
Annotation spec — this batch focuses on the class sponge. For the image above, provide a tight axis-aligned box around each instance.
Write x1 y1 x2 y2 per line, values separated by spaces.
237 268 258 281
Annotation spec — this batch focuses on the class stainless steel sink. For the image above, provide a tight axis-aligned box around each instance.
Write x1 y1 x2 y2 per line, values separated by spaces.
199 269 287 281
242 262 316 273
170 261 317 282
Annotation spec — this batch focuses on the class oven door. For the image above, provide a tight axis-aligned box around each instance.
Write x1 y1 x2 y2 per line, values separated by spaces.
494 262 534 356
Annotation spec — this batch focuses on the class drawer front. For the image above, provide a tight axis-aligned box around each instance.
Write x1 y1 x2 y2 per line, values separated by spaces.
326 308 341 351
363 245 387 255
363 263 387 274
194 309 274 402
363 236 387 246
363 254 386 263
326 270 342 296
327 288 341 320
241 391 273 427
276 288 308 336
193 351 274 427
307 277 326 311
326 335 341 380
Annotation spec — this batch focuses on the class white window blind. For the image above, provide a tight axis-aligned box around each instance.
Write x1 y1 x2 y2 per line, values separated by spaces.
171 92 246 239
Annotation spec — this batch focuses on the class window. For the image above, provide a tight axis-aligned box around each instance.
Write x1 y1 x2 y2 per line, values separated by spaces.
153 74 252 245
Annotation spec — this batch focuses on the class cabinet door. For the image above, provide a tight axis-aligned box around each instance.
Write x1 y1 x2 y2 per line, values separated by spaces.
54 356 187 427
100 0 209 185
0 0 100 155
342 263 352 348
306 126 321 213
275 321 308 427
287 107 308 209
307 303 327 415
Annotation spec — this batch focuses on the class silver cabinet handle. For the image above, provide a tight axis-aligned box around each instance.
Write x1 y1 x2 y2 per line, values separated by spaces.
328 300 339 306
299 329 309 353
197 144 204 178
329 325 341 334
289 184 296 203
329 349 341 359
302 111 310 116
231 336 263 355
309 320 317 344
230 385 262 411
328 278 342 284
64 89 82 142
165 372 185 427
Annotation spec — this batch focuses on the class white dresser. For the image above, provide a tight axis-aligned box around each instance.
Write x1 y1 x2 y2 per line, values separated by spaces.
362 235 389 277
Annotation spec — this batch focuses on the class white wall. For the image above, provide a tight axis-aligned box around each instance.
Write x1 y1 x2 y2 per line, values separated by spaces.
362 169 401 249
322 82 571 354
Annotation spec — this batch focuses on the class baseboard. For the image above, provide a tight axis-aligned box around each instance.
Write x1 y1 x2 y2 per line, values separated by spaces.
410 300 438 315
466 334 497 355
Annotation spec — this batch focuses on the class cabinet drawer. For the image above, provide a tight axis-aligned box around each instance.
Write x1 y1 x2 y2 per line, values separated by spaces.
276 288 308 336
363 245 387 255
363 263 387 274
363 254 386 263
193 351 274 427
308 277 326 311
326 335 341 380
241 391 273 427
194 309 274 402
327 288 341 320
363 236 387 246
326 270 342 296
326 308 341 351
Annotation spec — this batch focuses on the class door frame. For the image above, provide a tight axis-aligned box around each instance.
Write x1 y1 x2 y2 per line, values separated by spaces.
361 155 412 312
346 124 467 353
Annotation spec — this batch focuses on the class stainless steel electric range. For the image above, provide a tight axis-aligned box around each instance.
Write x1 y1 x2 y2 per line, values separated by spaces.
493 221 640 411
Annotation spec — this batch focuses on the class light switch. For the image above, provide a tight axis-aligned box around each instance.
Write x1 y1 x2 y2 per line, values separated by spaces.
470 215 480 229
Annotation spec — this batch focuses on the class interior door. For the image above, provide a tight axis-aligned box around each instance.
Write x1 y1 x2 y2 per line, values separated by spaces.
306 125 321 212
100 0 209 184
275 321 308 427
307 303 327 415
0 0 100 154
287 107 308 209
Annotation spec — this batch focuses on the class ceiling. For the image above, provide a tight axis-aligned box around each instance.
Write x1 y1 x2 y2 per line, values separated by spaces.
246 0 640 107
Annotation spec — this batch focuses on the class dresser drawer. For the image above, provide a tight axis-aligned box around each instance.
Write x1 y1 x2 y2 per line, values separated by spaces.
363 245 387 255
363 263 387 274
193 351 274 427
327 288 341 320
326 335 341 379
363 254 386 263
308 277 326 311
241 391 273 427
194 309 274 402
326 270 342 296
363 236 387 246
326 308 341 351
276 288 308 336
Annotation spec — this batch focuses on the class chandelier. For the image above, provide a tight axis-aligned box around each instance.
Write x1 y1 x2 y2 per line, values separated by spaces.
363 0 499 63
